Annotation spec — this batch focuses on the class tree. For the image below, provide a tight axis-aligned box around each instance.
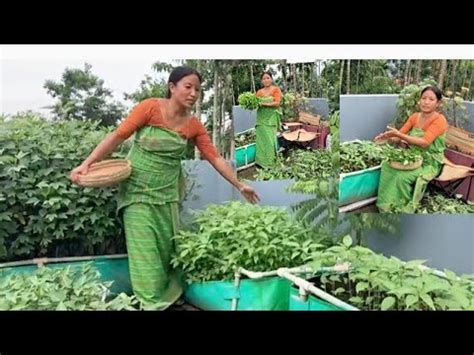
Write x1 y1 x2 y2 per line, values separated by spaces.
346 60 351 94
438 60 448 90
339 60 344 97
123 75 168 103
44 63 126 126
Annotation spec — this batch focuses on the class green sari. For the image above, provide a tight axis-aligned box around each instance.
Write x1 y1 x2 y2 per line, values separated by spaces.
117 126 187 309
255 96 281 168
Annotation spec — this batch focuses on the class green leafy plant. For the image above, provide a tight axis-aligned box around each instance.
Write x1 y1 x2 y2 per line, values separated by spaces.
44 63 126 126
394 79 437 128
238 92 262 110
340 141 391 173
171 201 321 283
289 178 344 245
0 264 138 310
281 91 307 121
326 110 340 153
255 149 336 181
417 190 474 214
309 236 474 310
0 116 131 261
441 88 469 128
289 178 399 247
234 129 256 148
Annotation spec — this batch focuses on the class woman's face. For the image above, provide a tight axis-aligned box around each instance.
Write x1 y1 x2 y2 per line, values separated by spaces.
262 74 273 87
169 74 201 108
419 89 441 113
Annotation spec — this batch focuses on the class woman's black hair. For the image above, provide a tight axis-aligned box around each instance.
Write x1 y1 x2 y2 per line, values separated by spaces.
261 71 273 79
421 86 443 101
167 66 203 98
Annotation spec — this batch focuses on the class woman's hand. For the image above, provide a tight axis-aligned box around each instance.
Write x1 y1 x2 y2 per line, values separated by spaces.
238 183 261 204
385 126 401 138
375 127 400 141
374 132 387 141
70 163 90 184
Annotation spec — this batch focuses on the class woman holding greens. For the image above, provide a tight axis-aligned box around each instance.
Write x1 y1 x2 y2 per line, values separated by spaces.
375 86 448 213
255 71 283 168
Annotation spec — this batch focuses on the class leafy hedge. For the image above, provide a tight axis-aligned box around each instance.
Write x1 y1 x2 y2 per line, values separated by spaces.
0 116 130 262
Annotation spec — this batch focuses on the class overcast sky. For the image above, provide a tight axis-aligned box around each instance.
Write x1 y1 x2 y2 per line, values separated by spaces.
1 45 472 116
1 58 164 115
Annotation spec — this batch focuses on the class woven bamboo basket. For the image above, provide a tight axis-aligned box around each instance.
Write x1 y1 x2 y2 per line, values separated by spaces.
282 129 318 142
389 158 423 171
78 159 132 188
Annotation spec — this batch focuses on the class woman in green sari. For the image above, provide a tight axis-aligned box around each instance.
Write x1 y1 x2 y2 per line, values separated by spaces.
255 71 283 168
71 66 260 309
375 86 448 213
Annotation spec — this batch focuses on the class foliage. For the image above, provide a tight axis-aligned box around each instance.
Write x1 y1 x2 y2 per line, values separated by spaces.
255 149 336 182
328 110 340 151
0 264 138 310
340 141 390 173
171 201 320 283
441 88 469 128
123 75 168 103
0 116 130 262
386 146 423 166
281 91 308 121
417 190 474 214
234 129 256 148
44 63 126 126
289 178 400 248
310 236 474 310
394 79 438 128
238 92 262 110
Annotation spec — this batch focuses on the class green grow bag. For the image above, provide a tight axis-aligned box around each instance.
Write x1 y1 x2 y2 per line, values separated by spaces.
246 143 256 162
0 255 132 296
184 276 291 310
236 146 247 167
235 143 257 168
339 165 381 206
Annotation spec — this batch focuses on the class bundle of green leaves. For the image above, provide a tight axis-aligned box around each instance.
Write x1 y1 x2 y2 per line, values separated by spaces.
238 92 262 110
385 146 423 166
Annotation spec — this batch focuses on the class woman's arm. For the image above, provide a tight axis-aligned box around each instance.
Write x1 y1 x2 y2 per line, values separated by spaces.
375 115 416 141
70 99 154 183
261 101 280 107
260 87 282 107
208 157 260 204
70 132 126 183
192 119 260 204
387 128 430 148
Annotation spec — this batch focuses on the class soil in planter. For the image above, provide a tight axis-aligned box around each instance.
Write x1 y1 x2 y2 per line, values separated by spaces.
166 302 201 311
237 165 259 180
308 274 353 302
